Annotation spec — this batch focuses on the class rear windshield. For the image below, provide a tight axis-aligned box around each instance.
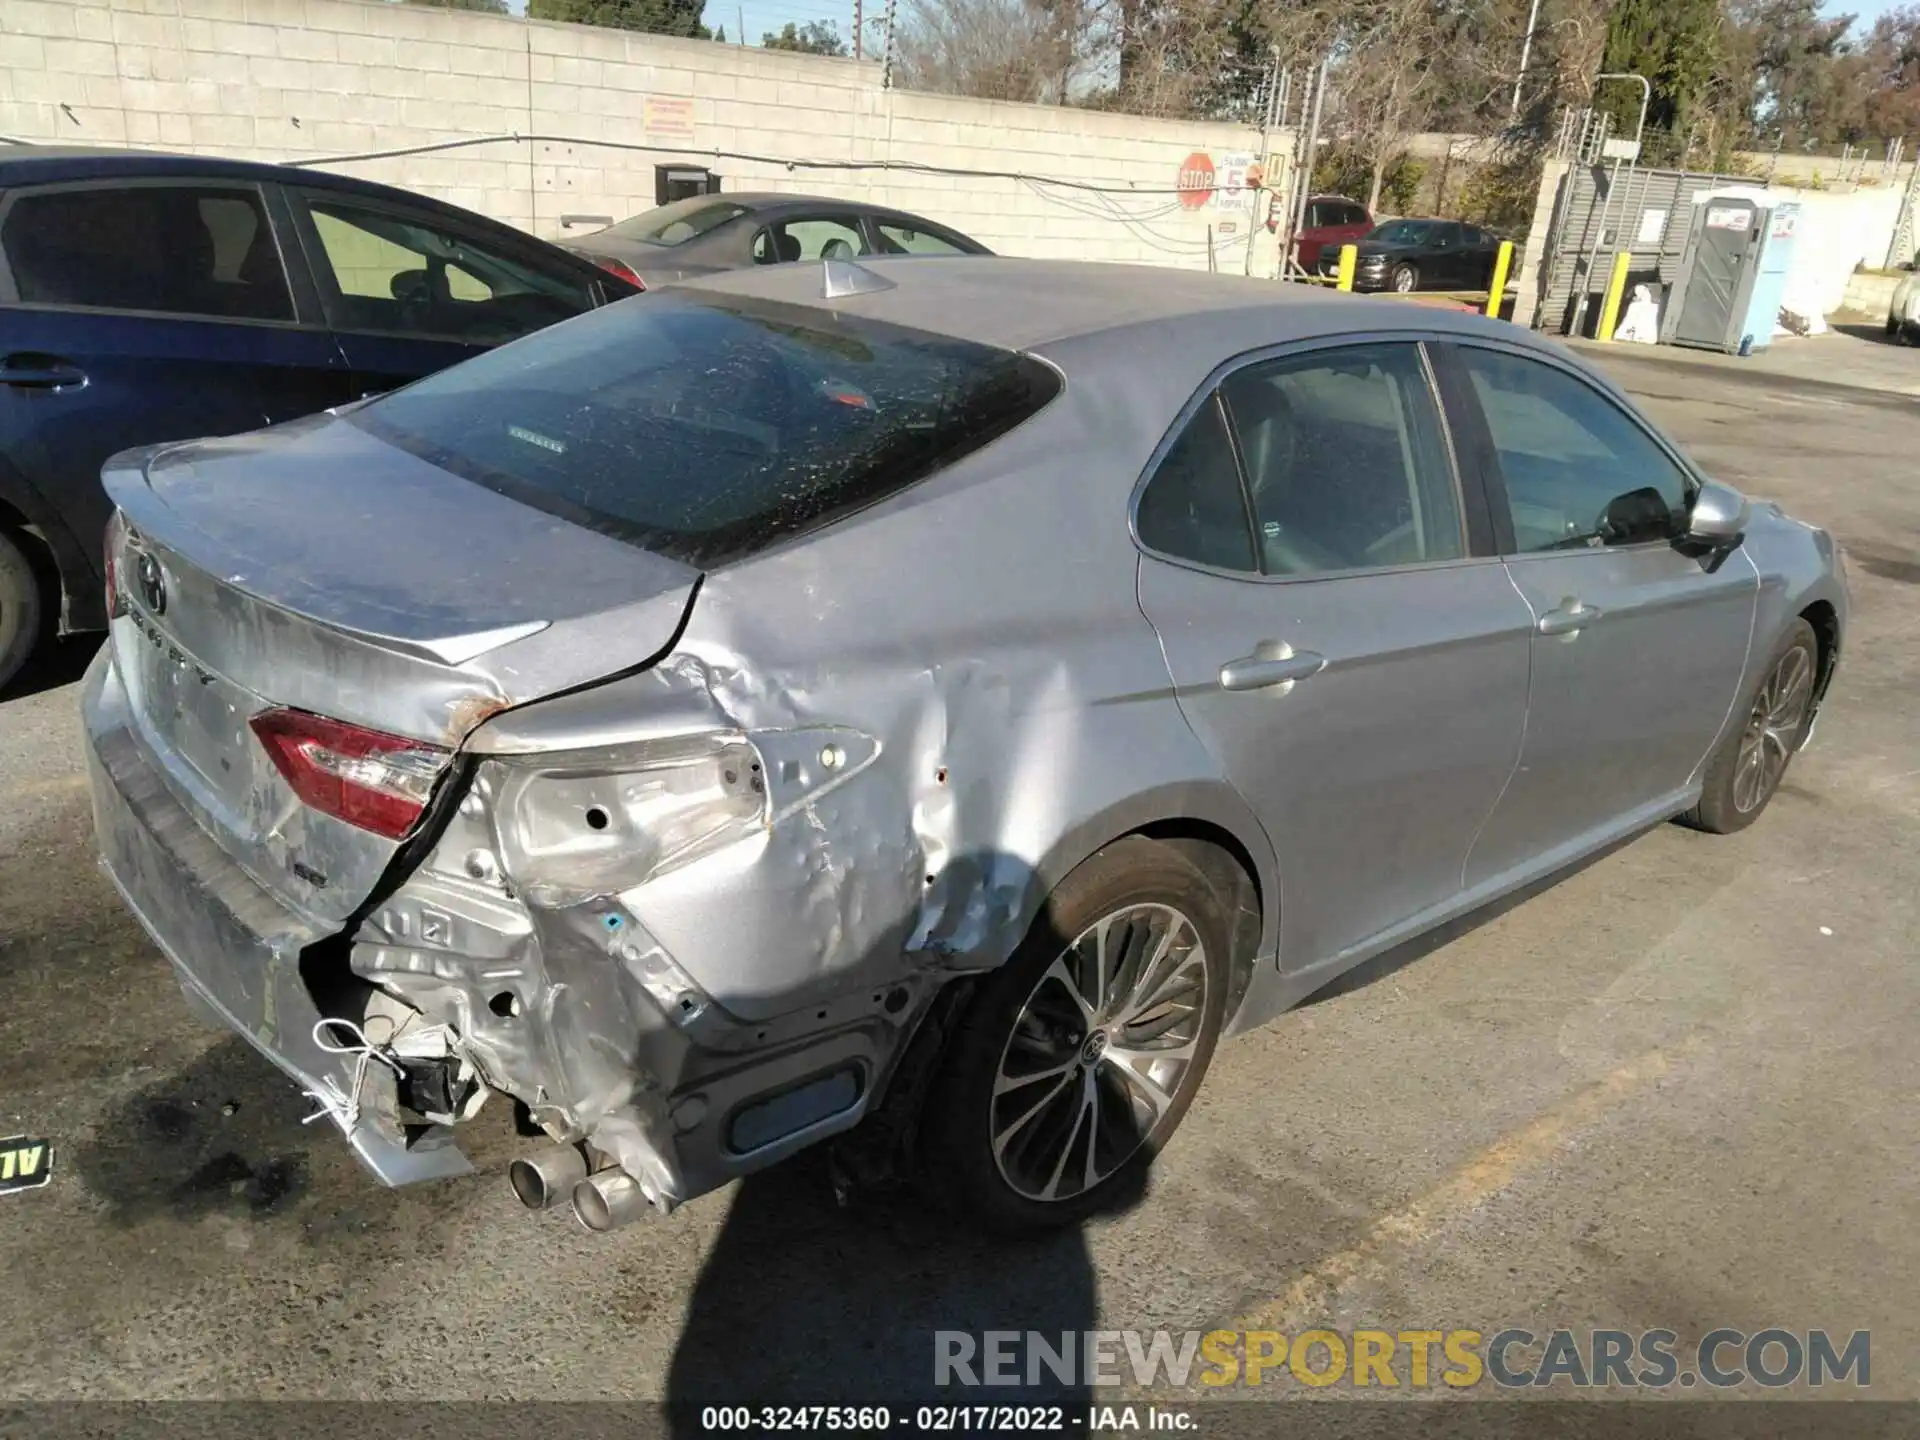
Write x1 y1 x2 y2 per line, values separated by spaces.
348 291 1062 568
604 198 749 247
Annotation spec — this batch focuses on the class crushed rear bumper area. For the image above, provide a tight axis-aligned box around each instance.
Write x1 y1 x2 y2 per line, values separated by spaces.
82 647 473 1186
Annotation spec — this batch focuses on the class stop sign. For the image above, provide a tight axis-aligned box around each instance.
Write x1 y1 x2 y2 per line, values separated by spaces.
1177 152 1215 210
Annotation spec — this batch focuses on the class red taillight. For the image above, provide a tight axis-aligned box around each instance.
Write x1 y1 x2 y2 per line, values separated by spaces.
250 708 448 840
593 256 645 291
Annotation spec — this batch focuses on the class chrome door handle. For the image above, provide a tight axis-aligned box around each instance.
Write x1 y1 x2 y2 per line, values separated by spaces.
1537 599 1603 637
1219 642 1325 692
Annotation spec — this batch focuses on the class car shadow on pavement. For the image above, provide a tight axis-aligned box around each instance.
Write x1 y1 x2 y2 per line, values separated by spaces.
0 633 103 703
1830 321 1903 347
665 1150 1121 1435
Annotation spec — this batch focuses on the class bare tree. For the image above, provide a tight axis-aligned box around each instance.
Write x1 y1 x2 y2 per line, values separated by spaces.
893 0 1083 102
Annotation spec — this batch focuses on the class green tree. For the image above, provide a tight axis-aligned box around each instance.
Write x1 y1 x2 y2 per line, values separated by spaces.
762 19 849 53
528 0 712 39
1732 0 1865 147
1598 0 1728 162
714 23 727 40
404 0 510 10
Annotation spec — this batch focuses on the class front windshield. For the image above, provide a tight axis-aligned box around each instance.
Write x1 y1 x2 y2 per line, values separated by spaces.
1367 219 1434 245
603 198 749 247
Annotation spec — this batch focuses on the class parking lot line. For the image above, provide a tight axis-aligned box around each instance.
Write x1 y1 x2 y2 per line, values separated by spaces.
1222 1036 1704 1336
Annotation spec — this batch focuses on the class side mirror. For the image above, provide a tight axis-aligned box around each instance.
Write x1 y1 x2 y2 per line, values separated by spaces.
1685 479 1750 549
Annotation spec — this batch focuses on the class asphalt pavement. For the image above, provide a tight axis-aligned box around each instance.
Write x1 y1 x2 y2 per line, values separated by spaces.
0 339 1915 1409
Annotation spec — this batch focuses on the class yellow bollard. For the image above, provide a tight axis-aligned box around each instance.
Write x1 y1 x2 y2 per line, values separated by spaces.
1485 240 1513 318
1336 243 1357 292
1596 250 1632 341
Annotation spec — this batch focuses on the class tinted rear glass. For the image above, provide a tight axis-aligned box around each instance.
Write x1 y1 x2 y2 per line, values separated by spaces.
349 291 1062 568
605 198 749 247
3 184 293 321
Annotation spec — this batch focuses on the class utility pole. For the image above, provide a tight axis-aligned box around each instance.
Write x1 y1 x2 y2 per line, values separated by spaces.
1509 0 1543 122
854 0 863 61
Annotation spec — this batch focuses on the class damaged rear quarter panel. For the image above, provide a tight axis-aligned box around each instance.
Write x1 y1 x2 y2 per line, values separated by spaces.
351 363 1279 1203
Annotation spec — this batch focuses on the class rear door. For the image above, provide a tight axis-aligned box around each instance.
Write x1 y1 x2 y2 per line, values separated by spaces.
1428 222 1467 286
286 188 604 398
1135 338 1533 975
1436 341 1758 892
0 178 348 613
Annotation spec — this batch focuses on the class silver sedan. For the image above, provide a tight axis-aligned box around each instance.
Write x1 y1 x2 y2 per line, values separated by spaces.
83 257 1847 1235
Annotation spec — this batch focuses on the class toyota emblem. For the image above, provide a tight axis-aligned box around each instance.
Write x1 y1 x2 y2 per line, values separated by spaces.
135 551 167 616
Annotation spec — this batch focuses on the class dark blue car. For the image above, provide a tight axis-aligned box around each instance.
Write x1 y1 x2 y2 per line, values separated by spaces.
0 146 637 689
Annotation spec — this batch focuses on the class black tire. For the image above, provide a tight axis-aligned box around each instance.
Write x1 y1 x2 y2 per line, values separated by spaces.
0 527 49 695
1680 617 1820 835
1391 263 1418 293
921 836 1231 1233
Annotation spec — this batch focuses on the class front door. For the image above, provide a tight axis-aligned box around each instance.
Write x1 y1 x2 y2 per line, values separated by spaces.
1672 199 1758 350
1440 343 1758 893
0 180 349 618
1134 340 1534 974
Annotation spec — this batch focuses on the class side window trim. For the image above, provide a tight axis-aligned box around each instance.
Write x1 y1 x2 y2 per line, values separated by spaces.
0 176 309 328
1431 337 1702 557
1129 332 1503 582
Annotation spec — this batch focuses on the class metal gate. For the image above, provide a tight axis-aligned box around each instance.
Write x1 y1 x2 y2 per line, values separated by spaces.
1534 163 1755 336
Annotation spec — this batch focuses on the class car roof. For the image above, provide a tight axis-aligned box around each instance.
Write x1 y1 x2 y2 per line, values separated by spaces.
0 145 519 223
678 254 1536 356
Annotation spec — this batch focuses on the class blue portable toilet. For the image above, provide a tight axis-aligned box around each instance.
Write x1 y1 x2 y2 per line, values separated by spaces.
1662 191 1802 355
1740 200 1800 353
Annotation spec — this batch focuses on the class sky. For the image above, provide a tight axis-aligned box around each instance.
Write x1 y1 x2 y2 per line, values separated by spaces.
497 0 865 49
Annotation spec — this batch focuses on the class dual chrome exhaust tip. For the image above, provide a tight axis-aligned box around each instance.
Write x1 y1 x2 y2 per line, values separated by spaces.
508 1145 658 1232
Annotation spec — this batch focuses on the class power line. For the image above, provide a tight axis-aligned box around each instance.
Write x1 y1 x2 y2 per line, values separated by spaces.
284 130 1266 199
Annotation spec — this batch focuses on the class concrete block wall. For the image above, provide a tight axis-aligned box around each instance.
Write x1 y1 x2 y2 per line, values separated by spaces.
0 0 1285 275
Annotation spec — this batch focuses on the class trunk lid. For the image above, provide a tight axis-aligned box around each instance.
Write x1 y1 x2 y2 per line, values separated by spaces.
103 412 700 923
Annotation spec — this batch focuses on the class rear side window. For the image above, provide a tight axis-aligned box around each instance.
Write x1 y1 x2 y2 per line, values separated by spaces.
1 184 292 321
350 291 1062 568
300 195 595 344
1221 343 1464 576
1343 204 1370 226
1135 398 1256 573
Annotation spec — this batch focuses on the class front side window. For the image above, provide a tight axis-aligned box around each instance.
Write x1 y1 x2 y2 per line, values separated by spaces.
1458 347 1694 552
875 221 971 256
1368 219 1434 246
752 217 869 264
301 196 594 344
1135 397 1256 573
1 184 292 321
348 291 1061 569
1221 344 1465 576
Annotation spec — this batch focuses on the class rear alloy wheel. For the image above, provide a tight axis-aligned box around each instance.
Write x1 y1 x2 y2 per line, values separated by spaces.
0 528 48 694
922 837 1229 1232
1681 617 1820 834
1391 263 1418 293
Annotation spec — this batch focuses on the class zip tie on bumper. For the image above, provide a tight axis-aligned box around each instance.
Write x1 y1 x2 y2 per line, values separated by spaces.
301 1018 407 1132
